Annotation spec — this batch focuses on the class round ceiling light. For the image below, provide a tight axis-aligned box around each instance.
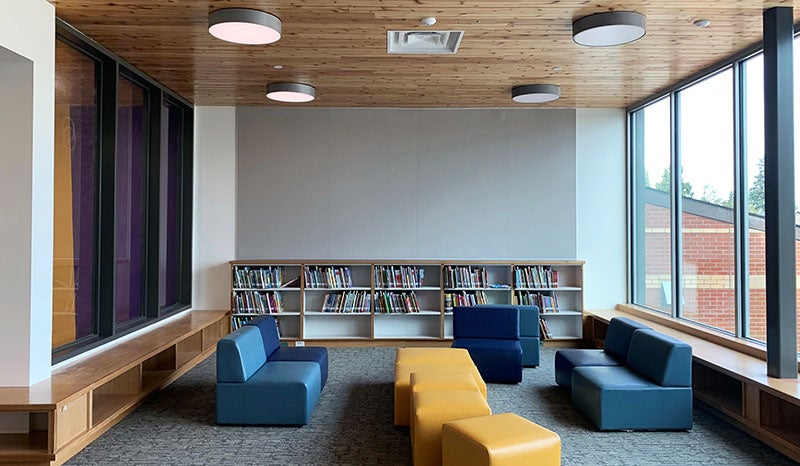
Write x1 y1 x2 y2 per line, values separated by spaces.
266 82 316 103
512 84 561 103
572 11 646 47
208 8 282 45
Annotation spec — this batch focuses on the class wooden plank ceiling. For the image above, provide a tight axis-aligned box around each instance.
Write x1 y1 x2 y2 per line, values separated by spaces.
49 0 800 108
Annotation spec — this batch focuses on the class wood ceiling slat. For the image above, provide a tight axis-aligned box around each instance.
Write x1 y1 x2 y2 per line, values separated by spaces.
49 0 800 107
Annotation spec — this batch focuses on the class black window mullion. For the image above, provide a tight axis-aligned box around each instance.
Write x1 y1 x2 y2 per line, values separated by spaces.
671 92 682 319
96 57 118 338
734 61 749 339
179 106 194 308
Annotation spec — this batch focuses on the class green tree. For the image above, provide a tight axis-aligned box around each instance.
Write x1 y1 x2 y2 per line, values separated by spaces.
654 167 693 197
700 184 734 208
749 157 765 215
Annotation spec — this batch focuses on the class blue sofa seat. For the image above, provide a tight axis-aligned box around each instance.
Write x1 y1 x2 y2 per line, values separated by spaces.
571 328 693 431
245 315 329 388
554 317 651 392
477 304 539 367
216 325 322 425
452 306 522 383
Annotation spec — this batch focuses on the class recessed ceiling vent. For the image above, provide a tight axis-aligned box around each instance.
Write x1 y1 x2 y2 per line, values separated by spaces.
387 30 464 54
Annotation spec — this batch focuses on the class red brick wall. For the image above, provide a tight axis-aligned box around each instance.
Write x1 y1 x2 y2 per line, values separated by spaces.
641 203 800 351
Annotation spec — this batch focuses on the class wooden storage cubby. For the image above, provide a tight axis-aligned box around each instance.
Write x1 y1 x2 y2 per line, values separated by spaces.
760 391 800 445
176 331 203 368
202 319 226 350
92 366 141 426
0 411 51 460
141 347 177 393
692 363 743 416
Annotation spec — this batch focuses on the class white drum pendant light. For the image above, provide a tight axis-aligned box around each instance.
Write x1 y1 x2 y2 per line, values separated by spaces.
208 8 282 45
512 84 561 103
266 82 316 103
572 11 646 47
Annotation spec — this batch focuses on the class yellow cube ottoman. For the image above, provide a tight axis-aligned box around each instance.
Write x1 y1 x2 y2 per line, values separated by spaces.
409 371 484 445
395 361 486 426
442 413 561 466
396 347 474 365
411 390 491 466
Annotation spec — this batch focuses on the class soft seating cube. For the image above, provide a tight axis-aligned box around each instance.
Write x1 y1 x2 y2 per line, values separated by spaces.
555 317 651 392
245 315 329 388
477 304 540 367
409 371 484 445
571 329 693 431
216 326 322 425
411 390 491 466
394 348 486 426
451 306 523 383
442 413 561 466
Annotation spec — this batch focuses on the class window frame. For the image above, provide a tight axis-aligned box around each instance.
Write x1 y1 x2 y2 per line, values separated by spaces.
53 19 193 363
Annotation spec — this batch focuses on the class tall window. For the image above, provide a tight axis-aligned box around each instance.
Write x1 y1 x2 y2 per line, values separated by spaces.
53 40 98 348
677 69 736 332
159 102 182 311
115 75 148 328
631 97 672 312
53 21 193 362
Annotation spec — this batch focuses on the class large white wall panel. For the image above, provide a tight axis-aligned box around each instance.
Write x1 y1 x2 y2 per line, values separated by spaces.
237 108 578 260
576 108 627 308
0 0 55 386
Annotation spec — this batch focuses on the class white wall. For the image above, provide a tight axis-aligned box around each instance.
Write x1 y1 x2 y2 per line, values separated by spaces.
0 0 55 386
192 107 237 309
576 108 627 309
236 108 577 260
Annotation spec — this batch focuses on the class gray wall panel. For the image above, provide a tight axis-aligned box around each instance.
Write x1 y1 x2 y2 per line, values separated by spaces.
236 108 578 260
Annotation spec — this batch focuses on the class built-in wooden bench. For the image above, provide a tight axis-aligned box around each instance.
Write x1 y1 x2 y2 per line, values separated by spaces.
0 309 229 466
584 305 800 462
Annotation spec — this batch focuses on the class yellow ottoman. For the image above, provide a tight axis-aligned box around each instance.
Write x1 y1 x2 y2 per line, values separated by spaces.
411 390 491 466
395 362 486 426
442 413 561 466
396 347 473 365
409 371 483 444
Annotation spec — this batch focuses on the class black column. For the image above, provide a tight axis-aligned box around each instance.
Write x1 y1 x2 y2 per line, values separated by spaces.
763 6 797 378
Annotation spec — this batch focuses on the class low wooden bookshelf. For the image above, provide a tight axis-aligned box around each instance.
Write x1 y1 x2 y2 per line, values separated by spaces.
230 260 584 343
0 310 229 466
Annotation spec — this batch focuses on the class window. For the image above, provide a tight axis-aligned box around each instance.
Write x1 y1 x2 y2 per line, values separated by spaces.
631 97 672 313
53 21 193 362
52 39 99 348
115 74 148 328
677 69 736 332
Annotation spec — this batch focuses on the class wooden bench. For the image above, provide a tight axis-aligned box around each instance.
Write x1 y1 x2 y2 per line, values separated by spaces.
584 306 800 462
0 309 229 466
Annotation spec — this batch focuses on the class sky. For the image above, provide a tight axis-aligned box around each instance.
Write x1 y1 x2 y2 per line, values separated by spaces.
641 45 800 209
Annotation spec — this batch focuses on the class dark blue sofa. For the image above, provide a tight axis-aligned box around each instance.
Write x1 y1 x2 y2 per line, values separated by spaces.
451 306 522 383
554 317 651 392
571 328 693 431
477 304 539 367
216 325 321 425
245 315 329 387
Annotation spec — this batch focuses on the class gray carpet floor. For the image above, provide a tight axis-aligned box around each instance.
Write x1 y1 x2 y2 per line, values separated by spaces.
66 347 796 465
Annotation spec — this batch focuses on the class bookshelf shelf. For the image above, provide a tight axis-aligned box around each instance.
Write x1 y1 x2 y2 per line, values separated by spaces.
229 260 584 342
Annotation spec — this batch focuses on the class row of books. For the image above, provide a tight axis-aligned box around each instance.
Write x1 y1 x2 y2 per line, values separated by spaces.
231 315 282 336
444 266 489 288
374 265 425 288
233 266 284 289
233 290 284 314
514 266 559 288
444 291 488 310
539 318 553 340
321 290 371 313
516 291 559 313
305 265 354 288
375 291 420 313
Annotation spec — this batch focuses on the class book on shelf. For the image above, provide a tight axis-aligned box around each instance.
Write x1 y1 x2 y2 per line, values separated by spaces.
282 276 301 287
234 265 284 289
304 265 355 288
233 290 285 314
539 318 553 339
515 290 558 312
444 265 489 288
374 265 425 288
232 315 282 336
320 290 371 313
375 290 420 313
514 265 559 288
444 290 488 308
